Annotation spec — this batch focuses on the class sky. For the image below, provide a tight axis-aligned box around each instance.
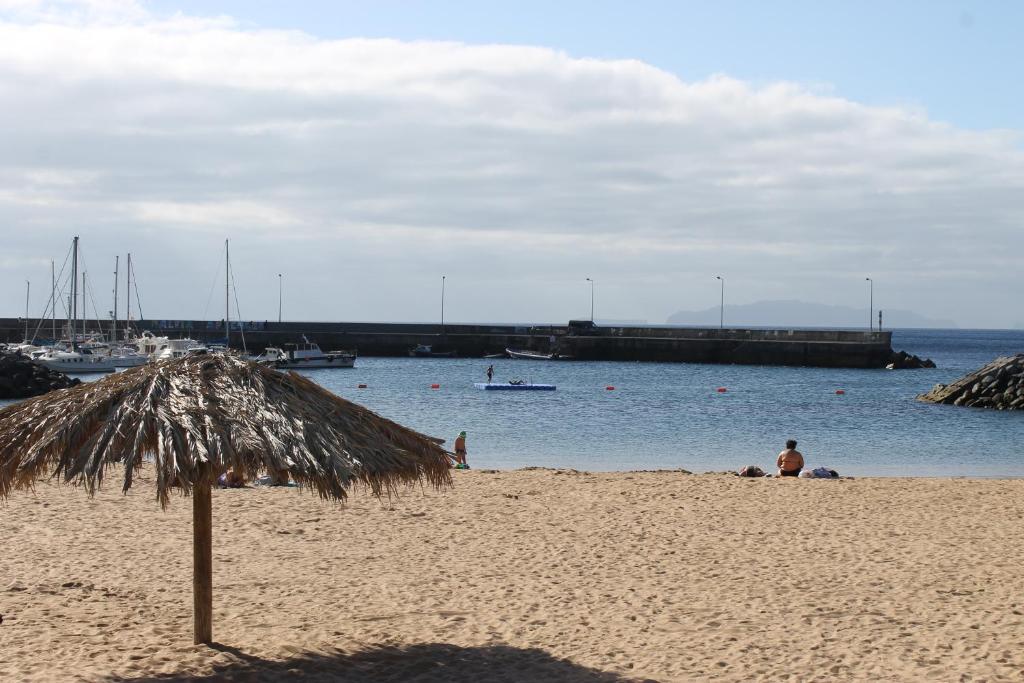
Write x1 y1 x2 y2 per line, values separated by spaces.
1 0 1022 328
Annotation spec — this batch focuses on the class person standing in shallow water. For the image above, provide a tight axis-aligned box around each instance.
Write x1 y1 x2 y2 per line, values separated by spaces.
486 364 494 383
454 430 469 469
777 439 804 477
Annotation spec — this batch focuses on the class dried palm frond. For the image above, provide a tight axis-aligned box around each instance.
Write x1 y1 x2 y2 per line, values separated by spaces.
0 353 451 505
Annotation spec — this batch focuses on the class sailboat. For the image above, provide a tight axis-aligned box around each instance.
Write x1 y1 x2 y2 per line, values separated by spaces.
33 237 118 374
103 254 151 367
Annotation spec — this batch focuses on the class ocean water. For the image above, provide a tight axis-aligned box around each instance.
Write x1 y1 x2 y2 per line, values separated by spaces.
304 328 1023 477
3 329 1021 476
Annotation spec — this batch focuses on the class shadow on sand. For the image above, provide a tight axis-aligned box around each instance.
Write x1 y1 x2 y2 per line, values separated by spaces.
109 642 655 682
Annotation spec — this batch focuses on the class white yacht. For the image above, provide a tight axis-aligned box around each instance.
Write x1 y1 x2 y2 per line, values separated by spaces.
152 338 209 362
33 348 118 374
106 347 150 367
259 340 355 369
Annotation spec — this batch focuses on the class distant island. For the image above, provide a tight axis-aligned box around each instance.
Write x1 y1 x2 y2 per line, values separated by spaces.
666 299 958 329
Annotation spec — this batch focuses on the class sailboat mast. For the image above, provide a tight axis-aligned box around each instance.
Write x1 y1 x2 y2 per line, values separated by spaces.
81 270 87 343
225 239 230 348
51 260 56 341
71 236 78 350
23 280 30 342
112 255 119 344
125 253 132 341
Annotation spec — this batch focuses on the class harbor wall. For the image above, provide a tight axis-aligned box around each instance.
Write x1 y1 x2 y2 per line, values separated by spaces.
0 317 894 368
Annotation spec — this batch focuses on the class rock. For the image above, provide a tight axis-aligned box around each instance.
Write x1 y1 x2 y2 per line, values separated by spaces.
887 350 937 369
0 351 80 400
918 355 1024 411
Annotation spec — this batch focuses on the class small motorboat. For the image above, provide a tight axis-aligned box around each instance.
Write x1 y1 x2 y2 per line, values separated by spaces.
409 344 457 358
262 339 356 369
505 348 573 361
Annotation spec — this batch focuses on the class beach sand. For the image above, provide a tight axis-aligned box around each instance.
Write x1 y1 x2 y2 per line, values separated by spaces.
2 468 1023 682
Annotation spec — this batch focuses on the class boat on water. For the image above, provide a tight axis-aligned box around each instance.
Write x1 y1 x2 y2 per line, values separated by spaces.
256 340 356 369
104 347 150 367
152 338 210 361
33 348 118 373
409 344 457 358
505 348 573 361
474 381 556 391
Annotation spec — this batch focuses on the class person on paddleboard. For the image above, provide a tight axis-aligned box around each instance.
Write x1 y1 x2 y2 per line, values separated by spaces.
486 364 494 383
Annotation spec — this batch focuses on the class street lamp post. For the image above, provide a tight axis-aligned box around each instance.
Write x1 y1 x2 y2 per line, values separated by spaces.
440 275 446 334
865 277 873 332
277 274 282 323
585 278 594 322
715 276 724 329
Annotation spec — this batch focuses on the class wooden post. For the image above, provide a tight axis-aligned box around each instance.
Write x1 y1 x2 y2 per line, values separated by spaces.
193 466 213 644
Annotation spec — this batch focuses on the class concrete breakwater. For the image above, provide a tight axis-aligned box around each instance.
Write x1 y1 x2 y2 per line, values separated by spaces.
918 355 1024 410
0 318 894 368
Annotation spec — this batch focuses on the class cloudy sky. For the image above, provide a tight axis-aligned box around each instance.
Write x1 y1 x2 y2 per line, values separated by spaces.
1 0 1022 328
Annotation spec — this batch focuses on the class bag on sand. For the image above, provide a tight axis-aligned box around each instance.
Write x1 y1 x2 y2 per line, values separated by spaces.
737 465 765 477
811 467 839 479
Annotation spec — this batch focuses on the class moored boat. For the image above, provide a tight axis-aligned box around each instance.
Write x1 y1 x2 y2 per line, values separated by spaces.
33 348 117 373
264 340 356 369
409 344 457 358
505 348 573 361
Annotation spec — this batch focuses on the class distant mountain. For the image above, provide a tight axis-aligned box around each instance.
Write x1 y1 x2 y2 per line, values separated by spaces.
666 299 957 329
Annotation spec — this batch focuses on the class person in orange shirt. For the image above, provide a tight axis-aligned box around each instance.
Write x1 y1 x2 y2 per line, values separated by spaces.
776 439 804 477
453 430 469 469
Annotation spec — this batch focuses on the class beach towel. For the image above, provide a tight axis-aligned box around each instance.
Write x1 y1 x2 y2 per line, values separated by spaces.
811 467 839 479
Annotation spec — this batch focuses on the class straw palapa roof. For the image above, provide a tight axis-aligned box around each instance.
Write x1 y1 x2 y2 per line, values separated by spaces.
0 353 452 505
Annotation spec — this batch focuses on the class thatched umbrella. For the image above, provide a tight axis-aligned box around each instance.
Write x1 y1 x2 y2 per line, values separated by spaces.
0 353 451 644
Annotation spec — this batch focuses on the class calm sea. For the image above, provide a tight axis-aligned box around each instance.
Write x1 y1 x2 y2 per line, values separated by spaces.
4 329 1021 476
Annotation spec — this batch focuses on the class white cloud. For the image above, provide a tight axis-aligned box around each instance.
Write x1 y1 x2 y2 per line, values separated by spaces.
0 5 1022 326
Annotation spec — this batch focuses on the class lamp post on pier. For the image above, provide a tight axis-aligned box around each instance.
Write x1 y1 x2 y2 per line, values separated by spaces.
440 275 446 335
865 277 873 332
715 276 724 329
277 274 282 323
585 278 594 322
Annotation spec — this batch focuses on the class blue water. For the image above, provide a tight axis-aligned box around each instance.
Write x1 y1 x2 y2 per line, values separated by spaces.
3 329 1021 476
301 329 1023 477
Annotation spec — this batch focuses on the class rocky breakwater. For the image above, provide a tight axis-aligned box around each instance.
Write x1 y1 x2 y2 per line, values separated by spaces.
918 354 1024 410
887 350 936 369
0 351 81 400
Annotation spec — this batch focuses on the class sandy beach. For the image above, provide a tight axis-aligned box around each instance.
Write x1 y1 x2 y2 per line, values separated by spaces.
2 468 1023 682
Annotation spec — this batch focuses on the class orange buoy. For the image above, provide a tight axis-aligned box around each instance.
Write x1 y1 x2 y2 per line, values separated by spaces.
430 383 440 389
835 389 845 395
357 384 368 389
605 386 615 391
717 387 727 393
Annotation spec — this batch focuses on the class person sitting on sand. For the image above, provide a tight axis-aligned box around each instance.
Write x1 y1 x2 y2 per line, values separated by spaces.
269 466 290 486
453 430 469 469
776 439 804 477
218 469 244 488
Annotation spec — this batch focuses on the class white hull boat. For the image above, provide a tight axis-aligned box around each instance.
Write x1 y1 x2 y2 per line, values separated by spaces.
108 350 150 367
505 348 573 361
33 349 117 373
258 340 356 369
